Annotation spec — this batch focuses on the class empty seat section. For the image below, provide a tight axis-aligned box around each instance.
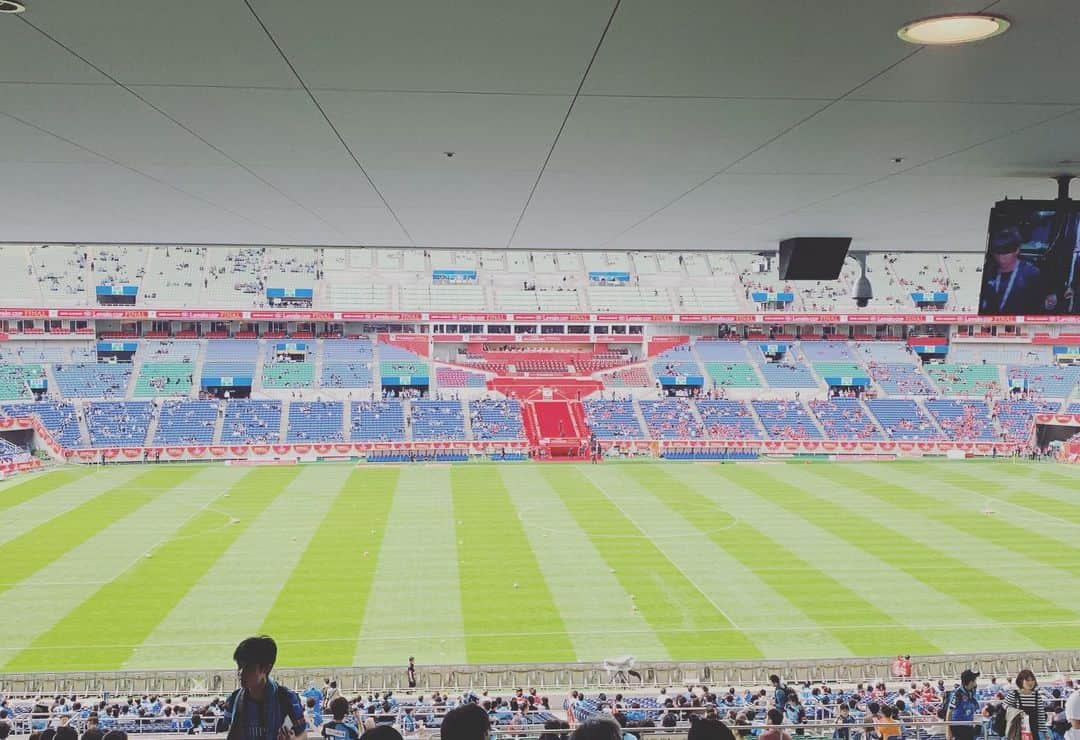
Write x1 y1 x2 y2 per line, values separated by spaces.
925 399 997 441
286 401 344 442
867 363 936 395
925 363 1001 395
0 365 44 400
1 401 82 447
639 399 703 439
53 363 131 398
154 400 218 444
756 358 817 389
583 400 645 439
600 367 651 387
141 340 199 362
752 400 822 439
1007 365 1080 398
263 362 314 389
866 399 939 440
587 286 672 312
86 401 152 447
436 367 486 388
351 400 405 441
652 346 701 378
221 400 281 444
696 400 762 439
134 363 194 397
469 399 525 440
809 398 882 440
411 400 466 441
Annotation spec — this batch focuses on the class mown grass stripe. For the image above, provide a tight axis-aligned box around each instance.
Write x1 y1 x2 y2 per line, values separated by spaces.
357 466 468 666
452 466 575 663
664 464 1028 655
921 462 1080 528
0 466 246 669
3 466 301 671
633 463 937 656
0 467 90 514
540 465 761 660
260 467 399 668
729 465 1080 650
125 466 353 669
0 467 200 601
816 464 1080 578
498 465 670 662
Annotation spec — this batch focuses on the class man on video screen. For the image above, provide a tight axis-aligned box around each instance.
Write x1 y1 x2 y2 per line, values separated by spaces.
1042 213 1080 314
980 226 1053 314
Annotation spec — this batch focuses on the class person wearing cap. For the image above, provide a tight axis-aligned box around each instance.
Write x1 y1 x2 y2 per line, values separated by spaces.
980 227 1050 315
945 670 981 740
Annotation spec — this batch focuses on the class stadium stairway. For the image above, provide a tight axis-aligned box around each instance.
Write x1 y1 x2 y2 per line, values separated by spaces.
192 344 207 397
529 399 589 458
144 403 160 443
125 357 141 400
278 399 290 440
314 340 325 390
252 346 267 393
341 399 351 441
212 406 225 444
461 400 475 439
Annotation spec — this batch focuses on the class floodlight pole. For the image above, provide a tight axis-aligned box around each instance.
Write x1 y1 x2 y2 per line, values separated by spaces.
1056 175 1074 201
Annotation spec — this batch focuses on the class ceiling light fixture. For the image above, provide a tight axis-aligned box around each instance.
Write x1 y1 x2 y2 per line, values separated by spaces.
0 0 26 12
898 14 1009 45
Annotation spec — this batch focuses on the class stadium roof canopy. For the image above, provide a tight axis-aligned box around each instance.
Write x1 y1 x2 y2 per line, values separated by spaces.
0 0 1075 252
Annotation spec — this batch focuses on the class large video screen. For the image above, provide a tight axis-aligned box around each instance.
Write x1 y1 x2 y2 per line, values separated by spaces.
980 201 1080 315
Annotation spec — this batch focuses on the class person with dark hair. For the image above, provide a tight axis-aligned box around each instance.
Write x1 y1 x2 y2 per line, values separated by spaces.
0 721 10 740
440 703 490 740
946 670 981 740
981 226 1049 314
688 718 737 740
321 698 358 740
570 717 622 740
359 727 402 740
406 659 417 690
225 636 307 740
1006 670 1047 740
101 732 127 740
759 709 790 740
55 727 78 740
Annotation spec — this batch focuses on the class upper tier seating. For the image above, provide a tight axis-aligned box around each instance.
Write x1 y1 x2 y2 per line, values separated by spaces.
867 363 936 396
400 284 485 311
469 399 525 440
140 341 199 362
752 400 822 439
86 401 151 447
205 340 259 362
326 282 392 309
926 363 1001 395
1 401 82 447
587 286 672 312
153 400 217 445
809 398 882 440
1007 365 1080 398
652 346 701 378
994 399 1060 442
134 363 194 397
801 341 860 362
855 341 918 364
0 246 41 305
221 400 281 444
31 245 86 306
583 400 645 439
321 362 373 388
925 399 998 441
436 367 487 388
756 354 818 389
0 342 84 364
53 363 131 398
324 339 374 361
262 362 315 389
600 367 652 387
696 400 762 439
286 401 344 442
639 399 703 439
204 248 266 307
866 399 939 440
140 246 205 306
411 400 466 441
676 285 741 312
351 400 406 441
0 365 44 401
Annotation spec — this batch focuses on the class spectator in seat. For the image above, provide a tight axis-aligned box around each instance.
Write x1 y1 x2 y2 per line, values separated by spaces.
688 718 736 740
225 636 307 740
321 698 358 740
570 718 623 740
759 709 791 740
441 703 490 740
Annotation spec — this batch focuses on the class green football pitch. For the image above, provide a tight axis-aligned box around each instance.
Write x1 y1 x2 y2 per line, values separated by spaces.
1 459 1078 673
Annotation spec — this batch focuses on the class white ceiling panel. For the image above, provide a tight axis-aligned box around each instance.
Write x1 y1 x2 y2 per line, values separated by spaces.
0 83 230 167
396 209 523 247
583 0 973 98
132 86 357 170
251 0 615 94
0 17 109 84
853 0 1080 104
20 1 298 88
0 113 103 164
316 91 570 171
729 100 1076 175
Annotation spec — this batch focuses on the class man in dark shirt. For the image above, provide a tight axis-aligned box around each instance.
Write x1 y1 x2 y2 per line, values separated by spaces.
407 658 417 690
225 636 307 740
980 227 1048 315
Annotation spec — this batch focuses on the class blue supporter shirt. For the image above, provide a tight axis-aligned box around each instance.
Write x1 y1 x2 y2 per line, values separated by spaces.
321 720 359 740
225 682 308 740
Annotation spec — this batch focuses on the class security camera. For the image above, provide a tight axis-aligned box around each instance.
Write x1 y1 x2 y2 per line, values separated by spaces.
852 252 872 308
